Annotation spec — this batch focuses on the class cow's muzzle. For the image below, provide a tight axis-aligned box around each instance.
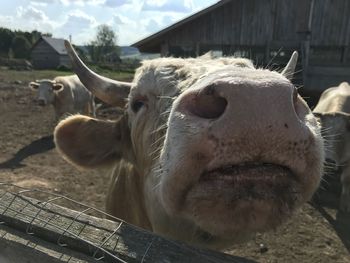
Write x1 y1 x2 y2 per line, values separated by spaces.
37 99 46 106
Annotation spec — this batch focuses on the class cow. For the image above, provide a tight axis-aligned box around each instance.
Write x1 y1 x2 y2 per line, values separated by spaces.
29 75 95 121
313 82 350 212
54 41 324 249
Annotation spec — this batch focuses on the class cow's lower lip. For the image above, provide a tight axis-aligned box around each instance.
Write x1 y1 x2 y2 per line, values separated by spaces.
200 163 294 182
196 163 296 200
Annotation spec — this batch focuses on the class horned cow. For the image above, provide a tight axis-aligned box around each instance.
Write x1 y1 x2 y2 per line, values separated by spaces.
313 82 350 212
29 75 95 120
54 42 324 249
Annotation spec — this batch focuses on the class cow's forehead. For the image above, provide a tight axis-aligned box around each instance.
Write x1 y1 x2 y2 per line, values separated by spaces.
37 79 54 87
38 79 54 83
129 57 288 98
194 67 289 89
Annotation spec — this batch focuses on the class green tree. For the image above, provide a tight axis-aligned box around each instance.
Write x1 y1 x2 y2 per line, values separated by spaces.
73 45 89 62
31 30 42 44
0 28 15 57
42 32 52 37
22 31 33 44
12 36 31 59
89 24 120 62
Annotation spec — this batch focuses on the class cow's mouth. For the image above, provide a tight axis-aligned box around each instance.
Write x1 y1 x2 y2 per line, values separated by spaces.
201 162 294 181
180 162 299 238
196 162 297 201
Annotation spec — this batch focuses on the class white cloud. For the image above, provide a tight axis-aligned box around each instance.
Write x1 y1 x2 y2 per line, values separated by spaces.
142 0 194 13
104 0 131 8
107 14 135 43
30 1 49 7
61 10 97 32
0 15 13 25
161 14 176 27
30 0 105 6
57 10 98 44
10 6 56 33
110 14 134 27
30 0 51 2
143 14 175 33
30 0 52 3
113 15 124 25
17 6 48 21
0 0 217 46
145 18 160 32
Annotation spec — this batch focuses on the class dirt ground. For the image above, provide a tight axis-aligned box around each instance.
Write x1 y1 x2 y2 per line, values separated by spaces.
0 69 349 262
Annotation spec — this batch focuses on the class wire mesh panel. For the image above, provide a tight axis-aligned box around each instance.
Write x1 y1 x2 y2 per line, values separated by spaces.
0 183 255 263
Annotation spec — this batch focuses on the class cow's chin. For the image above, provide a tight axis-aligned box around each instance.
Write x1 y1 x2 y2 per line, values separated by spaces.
172 163 301 239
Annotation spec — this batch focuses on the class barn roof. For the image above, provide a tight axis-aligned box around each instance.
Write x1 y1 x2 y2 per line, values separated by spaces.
38 36 68 55
132 0 230 52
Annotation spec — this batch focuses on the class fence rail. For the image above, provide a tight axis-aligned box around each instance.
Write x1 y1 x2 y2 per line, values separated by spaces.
0 183 254 263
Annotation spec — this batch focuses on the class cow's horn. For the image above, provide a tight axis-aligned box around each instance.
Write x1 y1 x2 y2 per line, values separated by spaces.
64 40 131 107
282 51 298 80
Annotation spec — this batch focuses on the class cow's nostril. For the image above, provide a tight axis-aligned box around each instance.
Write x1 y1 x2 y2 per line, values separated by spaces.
38 99 46 106
188 90 227 119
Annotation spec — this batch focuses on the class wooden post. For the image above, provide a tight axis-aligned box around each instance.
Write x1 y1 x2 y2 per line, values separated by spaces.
195 42 200 57
341 46 348 64
264 42 270 65
160 42 169 57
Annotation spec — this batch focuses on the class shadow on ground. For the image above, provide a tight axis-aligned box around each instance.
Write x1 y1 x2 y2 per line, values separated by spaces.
0 135 55 169
312 166 350 253
311 201 350 253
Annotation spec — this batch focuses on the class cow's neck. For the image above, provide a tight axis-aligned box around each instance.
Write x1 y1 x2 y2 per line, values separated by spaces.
53 90 71 109
106 159 152 230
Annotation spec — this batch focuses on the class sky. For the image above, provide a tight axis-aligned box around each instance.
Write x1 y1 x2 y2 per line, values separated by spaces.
0 0 218 46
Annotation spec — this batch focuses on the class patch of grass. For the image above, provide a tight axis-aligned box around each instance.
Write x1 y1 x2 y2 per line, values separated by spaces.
93 69 135 82
0 68 135 84
88 65 135 82
0 69 72 84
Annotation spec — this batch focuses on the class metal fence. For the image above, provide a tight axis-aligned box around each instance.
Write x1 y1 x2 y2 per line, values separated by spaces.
0 182 254 263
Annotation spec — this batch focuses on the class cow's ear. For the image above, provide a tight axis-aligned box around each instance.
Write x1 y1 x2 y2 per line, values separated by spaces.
29 82 39 90
52 83 64 91
54 114 130 168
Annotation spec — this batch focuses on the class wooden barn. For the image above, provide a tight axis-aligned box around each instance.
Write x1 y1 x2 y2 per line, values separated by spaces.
132 0 350 106
31 36 70 69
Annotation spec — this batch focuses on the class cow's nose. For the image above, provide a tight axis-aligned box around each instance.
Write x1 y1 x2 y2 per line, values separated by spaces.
38 99 46 106
185 85 227 119
178 81 305 132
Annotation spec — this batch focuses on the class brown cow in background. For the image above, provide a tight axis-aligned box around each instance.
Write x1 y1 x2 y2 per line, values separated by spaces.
29 75 95 121
314 82 350 212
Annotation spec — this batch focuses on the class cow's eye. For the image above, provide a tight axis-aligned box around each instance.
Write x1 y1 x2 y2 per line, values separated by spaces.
131 100 145 113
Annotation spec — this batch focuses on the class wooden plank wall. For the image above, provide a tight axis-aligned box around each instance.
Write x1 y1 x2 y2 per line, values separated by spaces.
311 0 350 46
31 41 60 69
141 0 350 105
162 0 349 50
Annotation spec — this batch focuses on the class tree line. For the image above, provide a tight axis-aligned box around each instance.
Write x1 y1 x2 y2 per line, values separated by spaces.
0 25 120 63
86 24 120 63
0 27 52 59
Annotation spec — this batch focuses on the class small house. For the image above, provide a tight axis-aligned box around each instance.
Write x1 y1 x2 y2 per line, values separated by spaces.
31 36 70 69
